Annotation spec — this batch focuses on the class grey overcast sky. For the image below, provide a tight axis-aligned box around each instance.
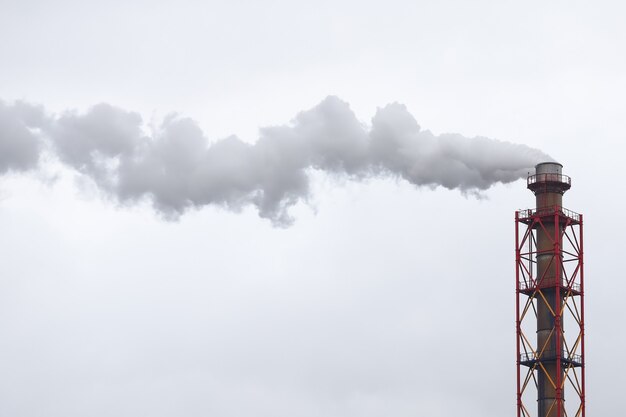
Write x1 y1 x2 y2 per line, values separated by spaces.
0 1 624 416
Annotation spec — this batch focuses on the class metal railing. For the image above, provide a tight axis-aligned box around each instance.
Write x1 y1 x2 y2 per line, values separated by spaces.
527 173 571 187
517 205 581 222
520 350 582 364
519 279 581 292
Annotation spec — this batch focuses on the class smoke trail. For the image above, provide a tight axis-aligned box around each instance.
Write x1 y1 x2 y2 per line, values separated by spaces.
0 101 47 174
0 96 551 225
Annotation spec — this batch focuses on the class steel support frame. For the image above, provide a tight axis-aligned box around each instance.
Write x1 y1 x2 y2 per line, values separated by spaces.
516 208 585 417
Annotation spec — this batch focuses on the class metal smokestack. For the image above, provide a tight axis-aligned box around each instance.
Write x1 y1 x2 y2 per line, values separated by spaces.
529 163 570 417
515 163 586 417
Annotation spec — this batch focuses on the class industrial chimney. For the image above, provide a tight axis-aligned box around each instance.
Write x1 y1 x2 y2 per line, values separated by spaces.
515 163 585 417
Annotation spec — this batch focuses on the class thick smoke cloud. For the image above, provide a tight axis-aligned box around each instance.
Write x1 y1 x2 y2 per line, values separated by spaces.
0 96 551 224
0 100 47 174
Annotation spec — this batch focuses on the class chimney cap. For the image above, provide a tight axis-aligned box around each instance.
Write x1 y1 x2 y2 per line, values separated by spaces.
527 162 571 194
535 162 563 175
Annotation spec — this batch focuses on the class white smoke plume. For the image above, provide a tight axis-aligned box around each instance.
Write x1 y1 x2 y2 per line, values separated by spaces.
0 96 551 225
0 101 47 174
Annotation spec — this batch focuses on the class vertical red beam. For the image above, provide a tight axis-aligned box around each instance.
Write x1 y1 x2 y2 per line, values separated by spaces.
515 211 521 417
554 212 562 417
579 215 586 417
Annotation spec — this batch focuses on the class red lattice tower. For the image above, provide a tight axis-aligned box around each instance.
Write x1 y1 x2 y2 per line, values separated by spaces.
515 162 585 417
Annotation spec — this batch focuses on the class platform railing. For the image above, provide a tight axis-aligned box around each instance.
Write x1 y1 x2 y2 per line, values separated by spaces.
520 350 582 364
518 205 581 222
519 279 581 293
527 173 571 187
